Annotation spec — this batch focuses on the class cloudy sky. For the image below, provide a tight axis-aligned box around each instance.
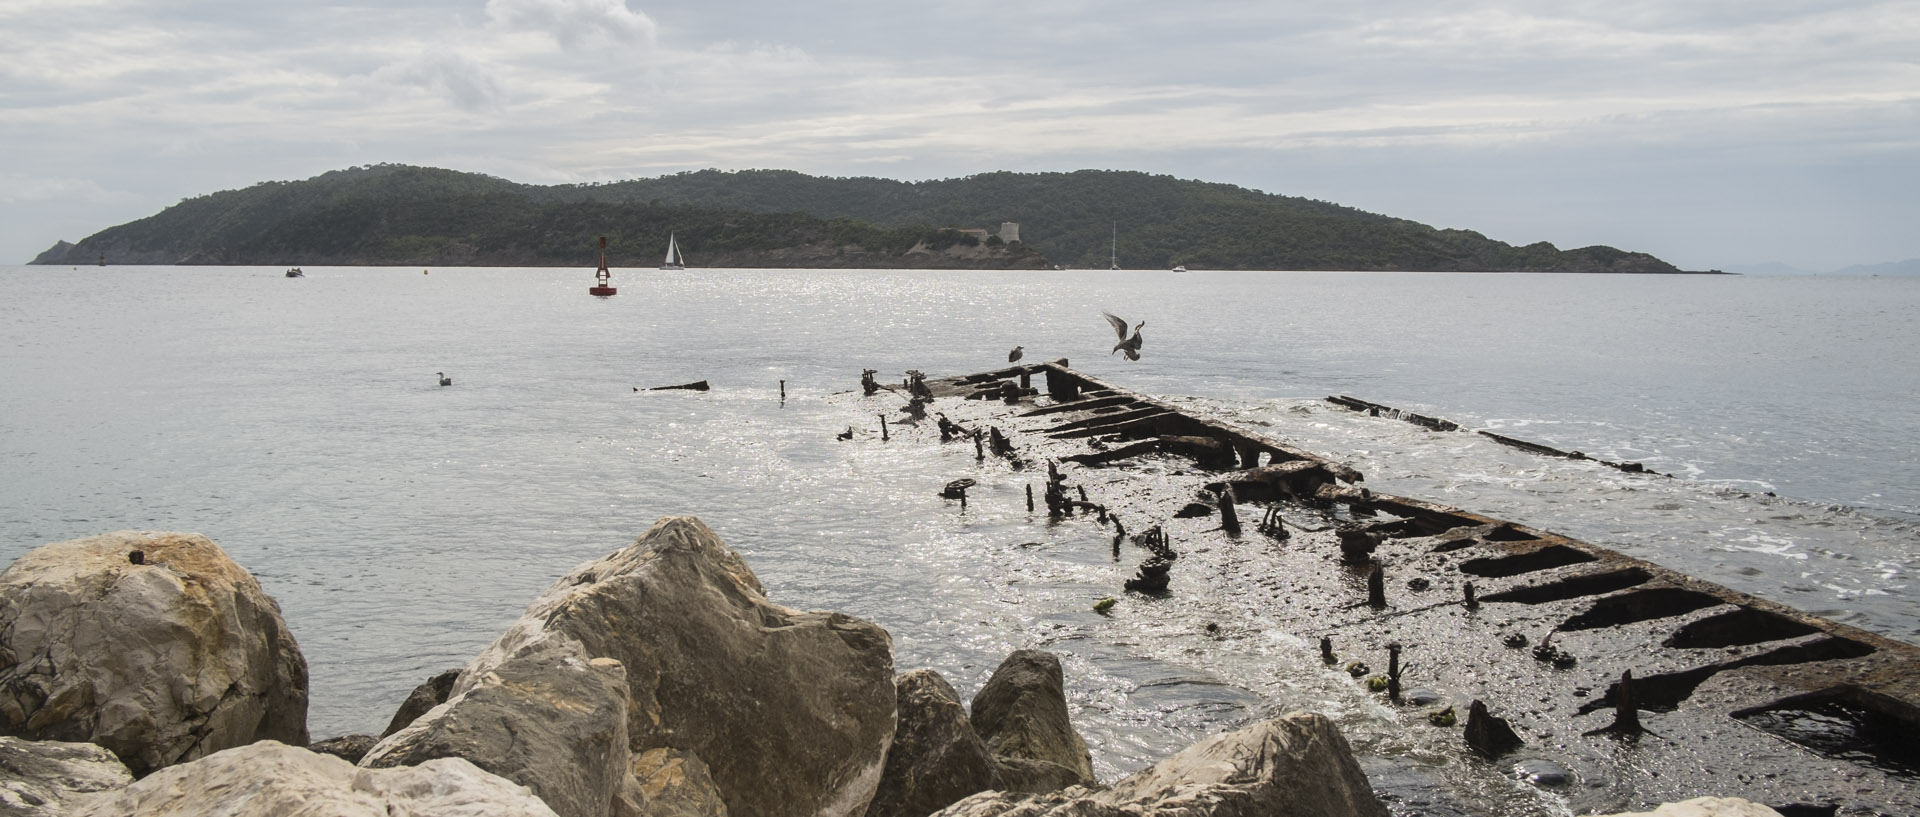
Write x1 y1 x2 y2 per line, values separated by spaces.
3 0 1916 270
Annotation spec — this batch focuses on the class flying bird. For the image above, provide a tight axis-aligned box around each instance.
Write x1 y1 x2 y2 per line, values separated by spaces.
1008 346 1024 363
437 372 452 386
1101 312 1144 361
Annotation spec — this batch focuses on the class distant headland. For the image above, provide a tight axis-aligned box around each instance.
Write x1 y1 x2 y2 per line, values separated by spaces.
30 165 1716 273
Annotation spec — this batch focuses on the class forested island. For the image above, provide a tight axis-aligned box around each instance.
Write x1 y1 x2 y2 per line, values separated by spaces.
31 165 1701 272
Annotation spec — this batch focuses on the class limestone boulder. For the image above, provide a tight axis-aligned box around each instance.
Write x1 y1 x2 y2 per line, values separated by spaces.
968 650 1095 792
459 516 896 817
930 713 1387 817
1594 798 1786 817
0 737 133 816
362 638 629 817
616 747 728 817
865 669 997 817
0 531 308 776
72 740 559 816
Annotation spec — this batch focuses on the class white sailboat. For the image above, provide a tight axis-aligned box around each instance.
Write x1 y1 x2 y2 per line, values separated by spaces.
660 233 686 270
1109 223 1119 270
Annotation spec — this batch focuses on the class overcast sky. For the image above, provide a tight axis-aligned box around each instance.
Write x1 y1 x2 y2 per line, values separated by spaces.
3 0 1916 270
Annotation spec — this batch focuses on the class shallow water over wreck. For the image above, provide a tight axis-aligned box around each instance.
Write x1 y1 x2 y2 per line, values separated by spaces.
2 265 1916 813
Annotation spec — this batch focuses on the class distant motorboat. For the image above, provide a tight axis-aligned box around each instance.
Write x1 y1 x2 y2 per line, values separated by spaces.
285 268 304 277
1171 265 1188 273
661 233 686 270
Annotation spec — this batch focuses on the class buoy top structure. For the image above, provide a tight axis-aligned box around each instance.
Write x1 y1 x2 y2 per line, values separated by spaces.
589 236 617 296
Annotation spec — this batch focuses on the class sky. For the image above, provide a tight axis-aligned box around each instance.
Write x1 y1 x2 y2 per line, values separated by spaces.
3 0 1917 271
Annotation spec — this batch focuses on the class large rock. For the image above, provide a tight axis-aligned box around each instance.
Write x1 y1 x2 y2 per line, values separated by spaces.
0 737 133 816
616 748 728 817
866 670 997 817
931 713 1387 817
362 638 630 817
382 667 461 738
72 740 559 816
455 516 897 817
968 650 1095 792
1594 798 1785 817
0 531 308 776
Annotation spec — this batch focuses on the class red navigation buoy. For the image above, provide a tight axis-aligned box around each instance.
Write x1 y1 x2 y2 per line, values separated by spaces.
589 236 617 296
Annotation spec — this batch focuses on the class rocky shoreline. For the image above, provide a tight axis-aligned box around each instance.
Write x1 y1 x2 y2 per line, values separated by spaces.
1 523 1783 816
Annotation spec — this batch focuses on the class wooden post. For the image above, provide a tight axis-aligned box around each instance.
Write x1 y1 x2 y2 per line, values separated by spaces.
1387 643 1403 703
880 415 889 441
1320 636 1336 665
1218 486 1241 535
779 380 786 401
1026 484 1035 512
1367 564 1387 608
1464 582 1478 610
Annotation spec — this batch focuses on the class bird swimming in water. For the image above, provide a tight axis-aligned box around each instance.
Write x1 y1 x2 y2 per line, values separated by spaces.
1008 346 1024 363
437 372 452 386
1101 312 1144 361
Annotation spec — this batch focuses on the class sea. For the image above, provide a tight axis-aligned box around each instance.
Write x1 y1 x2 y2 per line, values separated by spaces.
2 265 1915 812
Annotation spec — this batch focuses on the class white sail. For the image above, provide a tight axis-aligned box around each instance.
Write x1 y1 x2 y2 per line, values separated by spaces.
661 233 685 270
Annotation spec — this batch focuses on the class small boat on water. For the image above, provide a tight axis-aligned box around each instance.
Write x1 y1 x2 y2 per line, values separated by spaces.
1171 265 1188 273
661 233 686 270
589 236 617 296
285 268 304 277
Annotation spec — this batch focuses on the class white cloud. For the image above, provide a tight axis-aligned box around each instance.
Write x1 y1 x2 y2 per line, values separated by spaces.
0 176 136 206
485 0 657 50
1 0 1917 268
370 49 510 111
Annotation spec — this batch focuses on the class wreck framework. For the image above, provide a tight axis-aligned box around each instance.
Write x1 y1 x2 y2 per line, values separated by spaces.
862 360 1920 816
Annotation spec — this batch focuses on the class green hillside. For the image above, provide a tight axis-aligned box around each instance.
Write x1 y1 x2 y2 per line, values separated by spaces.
33 164 1687 272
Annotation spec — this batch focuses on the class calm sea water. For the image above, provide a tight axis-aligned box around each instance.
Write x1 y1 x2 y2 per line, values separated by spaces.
2 265 1915 810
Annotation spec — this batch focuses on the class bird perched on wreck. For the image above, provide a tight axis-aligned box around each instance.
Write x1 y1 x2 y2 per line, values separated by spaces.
1008 346 1024 363
1101 312 1144 360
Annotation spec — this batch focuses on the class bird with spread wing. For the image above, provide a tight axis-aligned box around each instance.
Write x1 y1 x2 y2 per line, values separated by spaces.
1102 312 1144 361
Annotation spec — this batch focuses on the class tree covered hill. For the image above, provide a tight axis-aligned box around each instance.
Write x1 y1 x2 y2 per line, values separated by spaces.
33 164 1688 272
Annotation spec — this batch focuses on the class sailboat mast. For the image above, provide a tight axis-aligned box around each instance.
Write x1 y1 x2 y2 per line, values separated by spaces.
1110 223 1118 270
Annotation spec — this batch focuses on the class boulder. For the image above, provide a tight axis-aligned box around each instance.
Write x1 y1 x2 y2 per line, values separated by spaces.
0 531 308 776
362 638 630 817
930 713 1387 817
308 733 379 764
865 669 997 817
382 667 461 737
968 650 1095 792
72 740 559 816
616 748 728 817
1593 798 1786 817
0 737 133 816
455 516 896 817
